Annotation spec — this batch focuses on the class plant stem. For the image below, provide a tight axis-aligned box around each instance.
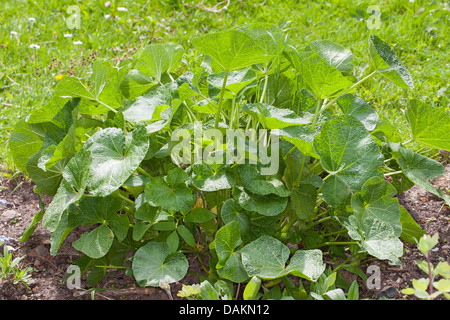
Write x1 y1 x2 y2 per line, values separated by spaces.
310 98 323 129
215 69 229 129
118 193 134 205
384 170 403 177
319 70 377 115
427 252 434 295
259 68 269 104
137 166 152 178
307 241 358 249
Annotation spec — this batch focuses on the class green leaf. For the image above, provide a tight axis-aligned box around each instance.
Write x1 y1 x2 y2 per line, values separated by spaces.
166 231 179 254
286 46 352 98
215 221 242 268
351 177 402 237
238 164 290 197
345 215 403 264
336 94 379 131
243 276 261 300
120 69 157 100
290 182 317 220
137 43 184 82
207 68 257 95
220 199 250 236
368 35 414 89
26 153 69 195
232 186 288 216
177 225 196 248
132 242 188 287
191 24 282 72
9 120 45 172
42 149 92 232
242 103 312 129
72 224 114 259
240 236 325 280
405 99 450 151
272 125 319 159
307 40 353 74
418 233 439 255
400 206 426 243
313 115 384 207
145 168 196 212
348 280 359 300
190 163 236 192
121 81 176 123
84 125 149 197
394 145 448 204
184 208 215 223
216 248 249 283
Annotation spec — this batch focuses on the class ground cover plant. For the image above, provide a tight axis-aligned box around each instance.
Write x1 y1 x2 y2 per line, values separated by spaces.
6 22 450 300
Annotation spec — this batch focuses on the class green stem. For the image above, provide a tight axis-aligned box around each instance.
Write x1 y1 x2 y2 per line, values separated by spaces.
215 69 230 129
307 241 358 250
384 170 403 177
137 166 152 178
259 68 269 104
118 193 134 205
319 70 377 115
294 154 307 187
333 254 354 272
323 229 348 237
311 98 323 129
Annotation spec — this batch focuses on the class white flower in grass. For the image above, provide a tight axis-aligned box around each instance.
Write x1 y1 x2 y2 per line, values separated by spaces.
105 14 111 19
117 7 128 11
64 34 73 38
73 40 83 45
29 44 40 49
28 17 36 22
10 31 18 35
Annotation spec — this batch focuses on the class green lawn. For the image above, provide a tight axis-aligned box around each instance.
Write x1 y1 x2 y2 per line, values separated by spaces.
1 0 448 176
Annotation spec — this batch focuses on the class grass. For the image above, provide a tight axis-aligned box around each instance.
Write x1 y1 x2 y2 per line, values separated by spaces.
0 0 448 175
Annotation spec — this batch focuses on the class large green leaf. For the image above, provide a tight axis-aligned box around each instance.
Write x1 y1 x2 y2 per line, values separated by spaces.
132 242 188 287
215 221 242 268
42 149 92 232
137 43 184 82
84 125 149 197
313 115 384 207
286 46 352 98
351 177 402 237
220 199 250 236
240 236 325 281
290 182 317 220
307 40 353 74
207 68 257 95
238 164 290 197
191 24 280 72
120 69 157 100
72 224 114 259
344 215 403 264
242 103 312 129
336 94 379 131
232 186 288 216
145 167 196 213
190 163 236 192
394 145 449 205
272 125 319 158
405 99 450 151
368 35 414 89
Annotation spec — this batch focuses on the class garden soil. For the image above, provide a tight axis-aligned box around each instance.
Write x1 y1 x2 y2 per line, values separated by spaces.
1 162 449 300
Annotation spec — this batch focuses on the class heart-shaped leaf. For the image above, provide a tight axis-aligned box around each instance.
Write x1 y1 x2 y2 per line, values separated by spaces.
313 115 384 207
336 94 379 131
132 242 188 287
351 177 402 237
307 40 353 74
368 35 414 89
84 125 149 197
190 163 236 192
72 224 114 259
215 221 242 268
238 164 290 197
137 43 184 82
207 68 257 95
232 186 288 216
240 236 325 281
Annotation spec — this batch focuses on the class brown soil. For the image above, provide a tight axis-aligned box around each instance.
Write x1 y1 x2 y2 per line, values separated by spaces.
0 163 449 300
